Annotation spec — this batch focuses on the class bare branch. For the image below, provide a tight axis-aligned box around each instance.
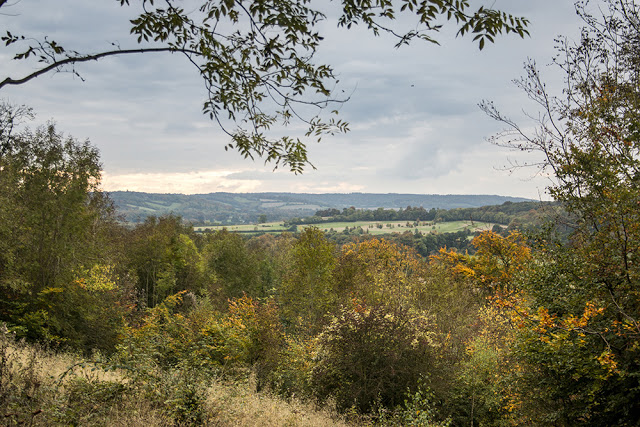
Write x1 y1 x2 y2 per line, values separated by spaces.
0 47 201 90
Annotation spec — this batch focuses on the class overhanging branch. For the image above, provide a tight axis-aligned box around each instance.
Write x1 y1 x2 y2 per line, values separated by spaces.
0 46 201 90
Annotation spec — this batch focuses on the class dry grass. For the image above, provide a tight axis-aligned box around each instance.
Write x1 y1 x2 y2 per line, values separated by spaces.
63 400 169 427
206 380 350 427
6 340 121 384
1 335 153 426
1 333 352 426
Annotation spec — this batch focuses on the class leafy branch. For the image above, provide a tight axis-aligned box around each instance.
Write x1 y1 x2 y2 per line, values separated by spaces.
1 0 529 171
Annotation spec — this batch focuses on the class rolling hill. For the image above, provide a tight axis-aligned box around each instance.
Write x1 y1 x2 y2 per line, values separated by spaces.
108 191 535 225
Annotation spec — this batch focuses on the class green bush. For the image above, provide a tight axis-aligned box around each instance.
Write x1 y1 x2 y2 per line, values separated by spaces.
381 379 453 427
310 302 439 414
264 334 316 399
160 369 208 426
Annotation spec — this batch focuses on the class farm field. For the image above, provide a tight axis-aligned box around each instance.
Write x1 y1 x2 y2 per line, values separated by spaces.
195 220 497 235
302 220 496 235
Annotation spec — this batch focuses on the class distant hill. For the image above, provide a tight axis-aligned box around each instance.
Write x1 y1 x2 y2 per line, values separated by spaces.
108 191 535 225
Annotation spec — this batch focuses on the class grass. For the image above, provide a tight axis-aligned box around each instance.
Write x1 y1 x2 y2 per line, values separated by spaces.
207 379 349 427
0 330 349 426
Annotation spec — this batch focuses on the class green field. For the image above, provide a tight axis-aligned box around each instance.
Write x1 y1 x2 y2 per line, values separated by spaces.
195 220 496 235
301 220 495 235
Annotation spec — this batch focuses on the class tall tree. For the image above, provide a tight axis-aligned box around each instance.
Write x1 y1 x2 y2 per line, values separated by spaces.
279 227 337 332
0 115 109 293
126 215 206 308
481 1 640 423
0 103 126 349
0 0 528 171
202 228 267 301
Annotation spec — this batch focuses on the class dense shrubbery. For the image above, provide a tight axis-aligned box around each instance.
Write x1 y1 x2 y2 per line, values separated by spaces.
311 302 439 414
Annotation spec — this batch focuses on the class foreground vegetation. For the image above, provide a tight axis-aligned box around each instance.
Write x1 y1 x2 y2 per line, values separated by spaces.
0 329 348 426
2 1 640 425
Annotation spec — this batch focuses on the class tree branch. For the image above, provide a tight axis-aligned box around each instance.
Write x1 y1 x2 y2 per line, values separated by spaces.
0 46 201 90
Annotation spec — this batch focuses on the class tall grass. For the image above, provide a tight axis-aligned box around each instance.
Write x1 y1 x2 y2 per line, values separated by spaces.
0 326 348 426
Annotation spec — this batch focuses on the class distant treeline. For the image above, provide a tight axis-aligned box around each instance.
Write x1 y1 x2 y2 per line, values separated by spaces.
286 201 559 228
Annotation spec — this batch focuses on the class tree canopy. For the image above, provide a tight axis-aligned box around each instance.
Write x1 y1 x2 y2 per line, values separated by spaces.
0 0 528 171
480 0 640 422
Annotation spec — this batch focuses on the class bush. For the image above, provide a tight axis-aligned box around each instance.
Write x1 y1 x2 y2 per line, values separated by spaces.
381 378 453 427
117 292 286 385
310 301 439 414
264 334 316 399
159 369 208 426
225 296 285 390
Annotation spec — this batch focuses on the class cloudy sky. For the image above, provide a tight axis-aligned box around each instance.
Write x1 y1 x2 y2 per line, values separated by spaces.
1 0 585 199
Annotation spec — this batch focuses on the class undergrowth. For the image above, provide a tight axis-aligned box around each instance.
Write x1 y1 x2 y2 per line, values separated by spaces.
0 325 348 426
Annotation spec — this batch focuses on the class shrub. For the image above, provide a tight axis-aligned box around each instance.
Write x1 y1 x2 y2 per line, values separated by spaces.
117 292 286 381
264 334 316 399
225 296 285 390
159 369 208 426
381 379 453 427
310 301 439 414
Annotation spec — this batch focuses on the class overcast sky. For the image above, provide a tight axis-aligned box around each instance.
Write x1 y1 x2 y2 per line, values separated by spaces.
1 0 585 199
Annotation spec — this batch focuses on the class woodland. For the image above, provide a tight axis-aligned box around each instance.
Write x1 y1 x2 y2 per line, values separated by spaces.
1 0 640 426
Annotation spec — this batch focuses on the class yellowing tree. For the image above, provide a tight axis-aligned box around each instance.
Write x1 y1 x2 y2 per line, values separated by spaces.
479 1 640 422
335 238 430 311
431 230 532 295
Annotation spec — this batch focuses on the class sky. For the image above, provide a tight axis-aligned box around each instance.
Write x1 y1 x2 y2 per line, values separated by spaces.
0 0 586 199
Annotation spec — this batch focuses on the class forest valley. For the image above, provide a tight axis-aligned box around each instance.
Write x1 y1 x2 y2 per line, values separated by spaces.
2 1 640 425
